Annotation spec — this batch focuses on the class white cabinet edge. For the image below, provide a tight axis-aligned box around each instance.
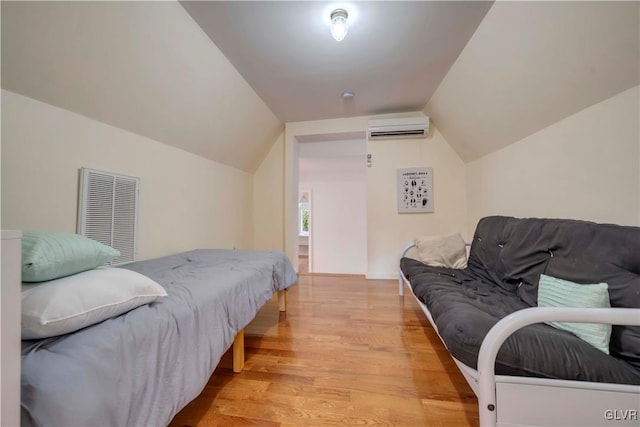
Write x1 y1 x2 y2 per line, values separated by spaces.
1 230 22 240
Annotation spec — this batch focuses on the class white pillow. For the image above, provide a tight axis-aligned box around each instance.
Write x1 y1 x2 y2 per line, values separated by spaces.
414 233 468 269
22 267 167 339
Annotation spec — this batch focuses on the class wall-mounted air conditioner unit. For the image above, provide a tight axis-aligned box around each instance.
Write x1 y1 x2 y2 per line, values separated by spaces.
368 116 429 140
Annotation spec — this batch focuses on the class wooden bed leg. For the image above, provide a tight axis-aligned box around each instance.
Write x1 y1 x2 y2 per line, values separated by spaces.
232 329 245 373
278 289 286 312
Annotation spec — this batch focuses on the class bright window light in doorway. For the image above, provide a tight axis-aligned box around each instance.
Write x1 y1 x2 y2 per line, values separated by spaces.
302 210 310 233
299 203 310 236
330 8 349 41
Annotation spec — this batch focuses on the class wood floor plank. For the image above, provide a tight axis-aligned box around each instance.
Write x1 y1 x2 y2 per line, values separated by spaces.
169 274 478 426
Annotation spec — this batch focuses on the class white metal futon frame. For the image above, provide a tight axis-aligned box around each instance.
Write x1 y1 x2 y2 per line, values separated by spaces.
399 243 640 427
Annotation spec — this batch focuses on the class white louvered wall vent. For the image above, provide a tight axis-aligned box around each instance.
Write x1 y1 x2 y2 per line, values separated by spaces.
77 168 139 265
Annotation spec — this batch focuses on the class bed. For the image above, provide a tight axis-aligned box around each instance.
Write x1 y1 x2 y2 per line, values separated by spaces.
20 248 297 427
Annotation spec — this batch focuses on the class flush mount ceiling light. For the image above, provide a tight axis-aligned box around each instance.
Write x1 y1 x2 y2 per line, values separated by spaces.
330 9 349 42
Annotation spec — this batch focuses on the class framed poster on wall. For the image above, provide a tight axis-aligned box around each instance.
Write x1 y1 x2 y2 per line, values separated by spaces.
397 167 433 213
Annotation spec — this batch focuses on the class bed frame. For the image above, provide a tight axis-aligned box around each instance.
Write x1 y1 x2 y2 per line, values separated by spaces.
232 289 286 373
399 243 640 427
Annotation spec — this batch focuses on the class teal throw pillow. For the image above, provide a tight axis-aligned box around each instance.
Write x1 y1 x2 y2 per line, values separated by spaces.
22 231 120 282
537 274 611 354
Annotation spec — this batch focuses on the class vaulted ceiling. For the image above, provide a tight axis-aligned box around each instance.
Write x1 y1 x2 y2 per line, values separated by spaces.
425 1 640 161
2 1 638 171
1 1 282 172
180 1 493 122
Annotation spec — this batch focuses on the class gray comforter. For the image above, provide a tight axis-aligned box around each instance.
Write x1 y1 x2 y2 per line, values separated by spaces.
21 249 297 427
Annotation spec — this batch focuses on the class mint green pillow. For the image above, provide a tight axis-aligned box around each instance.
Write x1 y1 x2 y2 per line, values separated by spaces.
22 231 120 282
537 274 611 354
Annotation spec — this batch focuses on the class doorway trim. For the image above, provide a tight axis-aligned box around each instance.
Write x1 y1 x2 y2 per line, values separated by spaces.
298 188 313 273
284 119 367 271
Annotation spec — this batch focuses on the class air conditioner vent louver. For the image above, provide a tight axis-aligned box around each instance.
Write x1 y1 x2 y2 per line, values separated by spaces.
370 129 427 138
368 116 429 140
78 168 139 265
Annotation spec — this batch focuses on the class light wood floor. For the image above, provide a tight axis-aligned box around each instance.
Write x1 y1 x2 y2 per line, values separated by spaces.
169 274 478 427
298 255 309 274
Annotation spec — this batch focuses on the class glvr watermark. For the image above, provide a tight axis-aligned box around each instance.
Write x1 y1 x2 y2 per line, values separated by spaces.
604 409 638 421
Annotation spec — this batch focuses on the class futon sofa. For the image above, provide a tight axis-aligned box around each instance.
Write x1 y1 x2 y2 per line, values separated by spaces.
400 216 640 427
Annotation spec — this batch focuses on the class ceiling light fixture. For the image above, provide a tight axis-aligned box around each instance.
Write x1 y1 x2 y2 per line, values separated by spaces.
330 9 349 42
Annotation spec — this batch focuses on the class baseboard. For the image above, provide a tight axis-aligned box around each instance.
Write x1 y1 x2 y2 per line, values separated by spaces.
299 272 364 278
365 272 398 280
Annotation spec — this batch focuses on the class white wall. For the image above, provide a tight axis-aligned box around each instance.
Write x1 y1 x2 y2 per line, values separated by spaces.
285 115 467 278
299 140 367 275
366 126 467 278
466 85 640 236
253 132 285 250
1 90 253 260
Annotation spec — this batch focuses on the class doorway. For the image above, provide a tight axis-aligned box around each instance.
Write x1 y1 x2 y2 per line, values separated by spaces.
296 137 367 275
298 189 311 273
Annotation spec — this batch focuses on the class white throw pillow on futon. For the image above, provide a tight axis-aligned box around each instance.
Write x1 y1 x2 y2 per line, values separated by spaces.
414 233 468 269
22 267 167 339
